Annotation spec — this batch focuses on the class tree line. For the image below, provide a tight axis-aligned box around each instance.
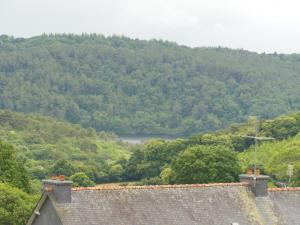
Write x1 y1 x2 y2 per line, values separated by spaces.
1 34 300 135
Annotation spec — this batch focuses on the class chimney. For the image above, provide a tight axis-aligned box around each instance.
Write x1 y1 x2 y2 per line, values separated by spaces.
42 176 73 203
239 170 270 197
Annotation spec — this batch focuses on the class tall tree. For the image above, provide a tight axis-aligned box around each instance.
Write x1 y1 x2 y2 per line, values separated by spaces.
171 145 241 184
0 140 30 192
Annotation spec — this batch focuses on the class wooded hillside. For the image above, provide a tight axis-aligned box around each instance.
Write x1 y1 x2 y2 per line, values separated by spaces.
1 34 300 135
0 111 131 185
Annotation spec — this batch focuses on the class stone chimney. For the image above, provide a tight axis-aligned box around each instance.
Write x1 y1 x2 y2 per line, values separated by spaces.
42 176 73 203
239 170 270 197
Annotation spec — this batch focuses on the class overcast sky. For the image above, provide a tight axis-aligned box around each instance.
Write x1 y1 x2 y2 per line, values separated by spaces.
1 0 300 53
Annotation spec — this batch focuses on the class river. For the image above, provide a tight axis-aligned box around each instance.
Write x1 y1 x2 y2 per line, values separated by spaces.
117 136 184 144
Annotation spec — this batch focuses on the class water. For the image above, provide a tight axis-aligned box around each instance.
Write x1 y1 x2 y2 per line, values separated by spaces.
117 136 181 144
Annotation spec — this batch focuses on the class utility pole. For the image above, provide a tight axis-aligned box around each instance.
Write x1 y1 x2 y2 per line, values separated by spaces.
287 164 294 187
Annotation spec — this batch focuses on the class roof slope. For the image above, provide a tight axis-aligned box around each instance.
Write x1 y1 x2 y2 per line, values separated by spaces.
28 195 63 225
269 189 300 225
53 183 267 225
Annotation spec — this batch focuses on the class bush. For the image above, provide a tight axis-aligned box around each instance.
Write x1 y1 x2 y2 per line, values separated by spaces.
140 177 166 185
108 164 124 181
171 145 241 184
160 167 173 183
0 183 38 225
70 172 95 187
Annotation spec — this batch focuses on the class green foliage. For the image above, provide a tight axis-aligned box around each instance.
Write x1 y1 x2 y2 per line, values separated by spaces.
124 112 300 185
51 159 76 177
160 167 173 183
171 145 241 184
0 139 37 225
70 172 95 187
0 140 30 192
125 139 187 180
124 149 145 180
124 134 249 185
1 34 300 135
260 114 300 140
188 133 233 148
140 177 166 185
108 164 124 181
0 110 131 183
0 183 38 225
1 105 300 191
292 166 300 186
239 132 300 186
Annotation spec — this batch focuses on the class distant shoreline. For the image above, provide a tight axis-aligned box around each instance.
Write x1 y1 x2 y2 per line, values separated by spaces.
117 136 185 144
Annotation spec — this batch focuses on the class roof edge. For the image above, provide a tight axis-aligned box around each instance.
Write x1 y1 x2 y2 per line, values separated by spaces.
26 192 48 225
27 192 64 225
72 182 249 191
268 187 300 192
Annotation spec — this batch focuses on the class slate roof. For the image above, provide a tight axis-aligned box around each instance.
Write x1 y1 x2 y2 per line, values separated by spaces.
268 189 300 224
56 183 300 225
29 182 300 225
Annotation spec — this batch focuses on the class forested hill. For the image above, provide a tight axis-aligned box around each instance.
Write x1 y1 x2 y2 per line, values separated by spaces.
0 110 131 184
1 34 300 135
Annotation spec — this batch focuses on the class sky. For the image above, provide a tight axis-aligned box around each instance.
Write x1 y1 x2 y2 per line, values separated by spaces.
1 0 300 53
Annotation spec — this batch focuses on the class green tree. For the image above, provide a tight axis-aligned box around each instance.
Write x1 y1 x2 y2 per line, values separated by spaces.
0 140 30 192
260 115 300 140
239 132 300 186
171 145 241 184
70 172 95 187
160 167 173 183
108 164 124 181
0 183 37 225
291 166 300 187
51 159 76 177
125 149 145 180
124 139 187 181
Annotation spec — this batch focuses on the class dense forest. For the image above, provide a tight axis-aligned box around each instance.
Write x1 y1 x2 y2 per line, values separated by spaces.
124 113 300 186
1 34 300 135
1 110 299 188
0 111 132 189
1 110 300 224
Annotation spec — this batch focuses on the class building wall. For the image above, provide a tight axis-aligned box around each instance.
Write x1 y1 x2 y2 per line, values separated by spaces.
32 198 63 225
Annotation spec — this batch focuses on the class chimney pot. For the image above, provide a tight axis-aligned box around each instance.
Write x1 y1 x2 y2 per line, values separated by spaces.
247 168 253 176
255 169 260 176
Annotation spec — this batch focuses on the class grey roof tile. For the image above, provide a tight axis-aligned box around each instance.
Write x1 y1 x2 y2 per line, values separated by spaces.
54 184 261 225
32 183 300 225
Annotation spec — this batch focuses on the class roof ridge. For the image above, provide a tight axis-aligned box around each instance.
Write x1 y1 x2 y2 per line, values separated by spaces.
72 182 249 191
268 187 300 192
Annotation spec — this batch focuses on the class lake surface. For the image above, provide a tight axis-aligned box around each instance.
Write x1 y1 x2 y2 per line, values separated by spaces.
117 136 184 144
